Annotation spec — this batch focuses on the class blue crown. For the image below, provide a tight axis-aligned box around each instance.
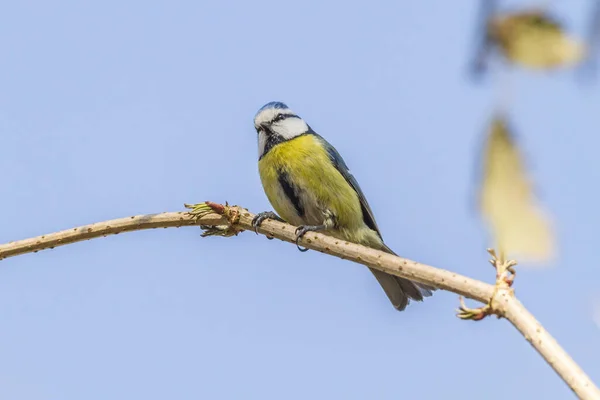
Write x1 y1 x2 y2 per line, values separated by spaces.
256 101 289 115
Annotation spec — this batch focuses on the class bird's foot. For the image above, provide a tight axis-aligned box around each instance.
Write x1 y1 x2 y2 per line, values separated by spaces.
457 248 517 321
294 224 326 252
251 211 284 236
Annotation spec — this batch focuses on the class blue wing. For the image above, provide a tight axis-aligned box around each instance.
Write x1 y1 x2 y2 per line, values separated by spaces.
310 130 437 305
310 130 383 239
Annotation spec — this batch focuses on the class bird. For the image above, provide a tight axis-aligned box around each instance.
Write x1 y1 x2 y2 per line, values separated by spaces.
251 101 435 311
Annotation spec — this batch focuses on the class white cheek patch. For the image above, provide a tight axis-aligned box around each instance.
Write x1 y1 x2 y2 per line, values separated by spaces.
254 106 309 159
274 118 309 139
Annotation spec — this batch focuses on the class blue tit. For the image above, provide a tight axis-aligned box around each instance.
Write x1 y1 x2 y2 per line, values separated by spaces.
251 101 435 311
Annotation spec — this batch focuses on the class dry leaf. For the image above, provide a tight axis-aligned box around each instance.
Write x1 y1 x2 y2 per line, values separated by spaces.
479 115 556 264
489 10 586 69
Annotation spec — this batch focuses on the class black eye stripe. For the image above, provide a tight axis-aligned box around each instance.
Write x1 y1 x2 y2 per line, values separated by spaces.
272 113 298 123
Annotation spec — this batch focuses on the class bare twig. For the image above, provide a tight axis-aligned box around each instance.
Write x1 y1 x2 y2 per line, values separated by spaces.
0 202 598 399
457 248 516 321
0 211 225 260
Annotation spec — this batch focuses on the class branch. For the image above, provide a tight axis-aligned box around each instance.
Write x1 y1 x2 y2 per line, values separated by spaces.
0 202 598 399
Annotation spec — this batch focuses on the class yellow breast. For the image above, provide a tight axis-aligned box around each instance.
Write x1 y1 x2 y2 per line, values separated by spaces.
258 134 364 231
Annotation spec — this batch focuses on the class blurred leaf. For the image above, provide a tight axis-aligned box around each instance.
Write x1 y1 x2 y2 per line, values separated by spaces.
470 0 499 78
577 0 600 80
489 10 586 70
479 115 556 264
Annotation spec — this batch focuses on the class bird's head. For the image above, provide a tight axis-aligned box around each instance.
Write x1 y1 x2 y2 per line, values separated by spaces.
254 101 309 159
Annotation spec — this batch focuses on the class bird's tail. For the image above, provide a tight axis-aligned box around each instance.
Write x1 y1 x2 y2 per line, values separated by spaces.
369 243 436 311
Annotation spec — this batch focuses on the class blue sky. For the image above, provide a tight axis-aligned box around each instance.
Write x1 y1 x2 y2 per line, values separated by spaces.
1 1 599 399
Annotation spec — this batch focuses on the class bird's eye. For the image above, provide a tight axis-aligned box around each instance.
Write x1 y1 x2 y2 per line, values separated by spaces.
273 114 286 123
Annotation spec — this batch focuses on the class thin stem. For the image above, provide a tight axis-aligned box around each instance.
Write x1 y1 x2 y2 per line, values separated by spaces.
0 206 598 399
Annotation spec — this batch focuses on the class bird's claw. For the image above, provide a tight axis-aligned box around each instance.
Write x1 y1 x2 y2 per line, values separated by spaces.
294 225 326 252
294 226 311 252
251 211 284 235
